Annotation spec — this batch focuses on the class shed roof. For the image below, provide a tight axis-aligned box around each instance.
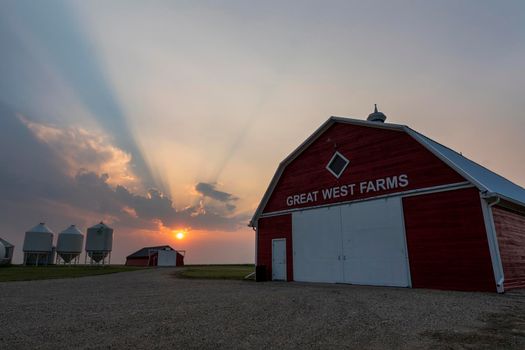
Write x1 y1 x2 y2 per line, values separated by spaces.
0 237 14 248
126 245 179 259
250 116 525 226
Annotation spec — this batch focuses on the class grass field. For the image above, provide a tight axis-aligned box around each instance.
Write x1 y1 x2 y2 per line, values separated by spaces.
0 265 141 282
177 264 254 280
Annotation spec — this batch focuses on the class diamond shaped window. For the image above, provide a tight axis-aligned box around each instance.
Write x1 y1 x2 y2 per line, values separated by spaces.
326 151 349 178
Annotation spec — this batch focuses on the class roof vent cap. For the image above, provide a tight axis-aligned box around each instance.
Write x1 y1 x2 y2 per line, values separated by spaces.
367 104 387 123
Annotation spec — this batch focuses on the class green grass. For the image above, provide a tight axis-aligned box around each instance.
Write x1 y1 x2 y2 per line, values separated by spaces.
177 264 254 280
0 265 142 282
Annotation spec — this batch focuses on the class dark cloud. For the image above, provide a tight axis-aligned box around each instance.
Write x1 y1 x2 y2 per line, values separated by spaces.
195 182 239 214
0 105 68 201
114 186 176 224
68 171 245 232
0 105 246 254
195 182 238 202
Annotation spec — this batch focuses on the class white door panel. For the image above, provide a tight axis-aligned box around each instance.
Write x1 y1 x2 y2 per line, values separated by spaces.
292 207 343 283
272 239 287 281
341 197 410 287
158 250 177 266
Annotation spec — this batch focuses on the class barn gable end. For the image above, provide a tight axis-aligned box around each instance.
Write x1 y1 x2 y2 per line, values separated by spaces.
260 121 466 217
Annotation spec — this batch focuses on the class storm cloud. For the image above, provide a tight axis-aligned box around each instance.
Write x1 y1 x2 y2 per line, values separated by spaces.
0 105 247 254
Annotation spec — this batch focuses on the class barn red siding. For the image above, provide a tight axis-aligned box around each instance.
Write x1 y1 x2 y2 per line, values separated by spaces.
176 253 185 267
263 123 465 214
493 206 525 290
257 214 293 281
403 188 495 292
125 256 155 266
125 253 183 266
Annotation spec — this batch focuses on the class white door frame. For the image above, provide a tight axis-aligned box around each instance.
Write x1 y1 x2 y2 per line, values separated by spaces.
272 238 287 281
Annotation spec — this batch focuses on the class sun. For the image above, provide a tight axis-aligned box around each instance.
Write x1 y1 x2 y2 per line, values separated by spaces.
171 228 187 240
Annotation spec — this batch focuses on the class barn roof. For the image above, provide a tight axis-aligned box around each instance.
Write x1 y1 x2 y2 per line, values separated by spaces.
249 116 525 226
0 237 14 248
126 245 178 259
409 129 525 206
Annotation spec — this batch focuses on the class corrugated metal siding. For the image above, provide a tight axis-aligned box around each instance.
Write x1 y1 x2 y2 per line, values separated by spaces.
403 188 495 292
263 123 465 214
257 215 293 281
493 206 525 290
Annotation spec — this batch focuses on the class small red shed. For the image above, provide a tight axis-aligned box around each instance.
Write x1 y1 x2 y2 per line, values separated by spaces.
125 245 185 267
250 108 525 293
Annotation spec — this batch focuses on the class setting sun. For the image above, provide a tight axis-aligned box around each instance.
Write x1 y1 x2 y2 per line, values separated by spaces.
175 231 185 240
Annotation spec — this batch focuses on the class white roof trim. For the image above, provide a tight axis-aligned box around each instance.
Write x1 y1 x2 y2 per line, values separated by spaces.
249 116 525 227
0 237 14 248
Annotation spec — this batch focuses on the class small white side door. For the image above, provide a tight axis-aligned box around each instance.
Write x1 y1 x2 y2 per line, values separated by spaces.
272 239 287 281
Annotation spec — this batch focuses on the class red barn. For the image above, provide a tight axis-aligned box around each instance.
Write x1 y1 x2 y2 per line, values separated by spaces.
125 245 185 267
250 108 525 293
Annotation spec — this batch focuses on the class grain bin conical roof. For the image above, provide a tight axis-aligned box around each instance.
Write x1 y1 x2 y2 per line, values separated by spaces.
26 222 54 234
23 222 54 252
59 225 83 236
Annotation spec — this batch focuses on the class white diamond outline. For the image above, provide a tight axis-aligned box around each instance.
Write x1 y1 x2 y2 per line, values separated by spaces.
326 151 350 179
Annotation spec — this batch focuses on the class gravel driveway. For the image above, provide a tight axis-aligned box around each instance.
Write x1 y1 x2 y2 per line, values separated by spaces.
0 268 524 349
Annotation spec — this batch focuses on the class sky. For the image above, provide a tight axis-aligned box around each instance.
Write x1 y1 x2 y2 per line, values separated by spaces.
0 0 524 264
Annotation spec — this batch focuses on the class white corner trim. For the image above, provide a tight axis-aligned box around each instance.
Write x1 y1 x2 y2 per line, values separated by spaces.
479 193 505 293
254 226 258 265
399 200 413 288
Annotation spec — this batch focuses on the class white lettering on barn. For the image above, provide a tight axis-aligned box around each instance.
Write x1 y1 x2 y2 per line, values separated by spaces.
285 174 409 207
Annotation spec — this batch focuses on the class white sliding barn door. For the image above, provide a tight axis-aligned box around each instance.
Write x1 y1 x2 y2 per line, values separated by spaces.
292 207 343 283
340 197 410 287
